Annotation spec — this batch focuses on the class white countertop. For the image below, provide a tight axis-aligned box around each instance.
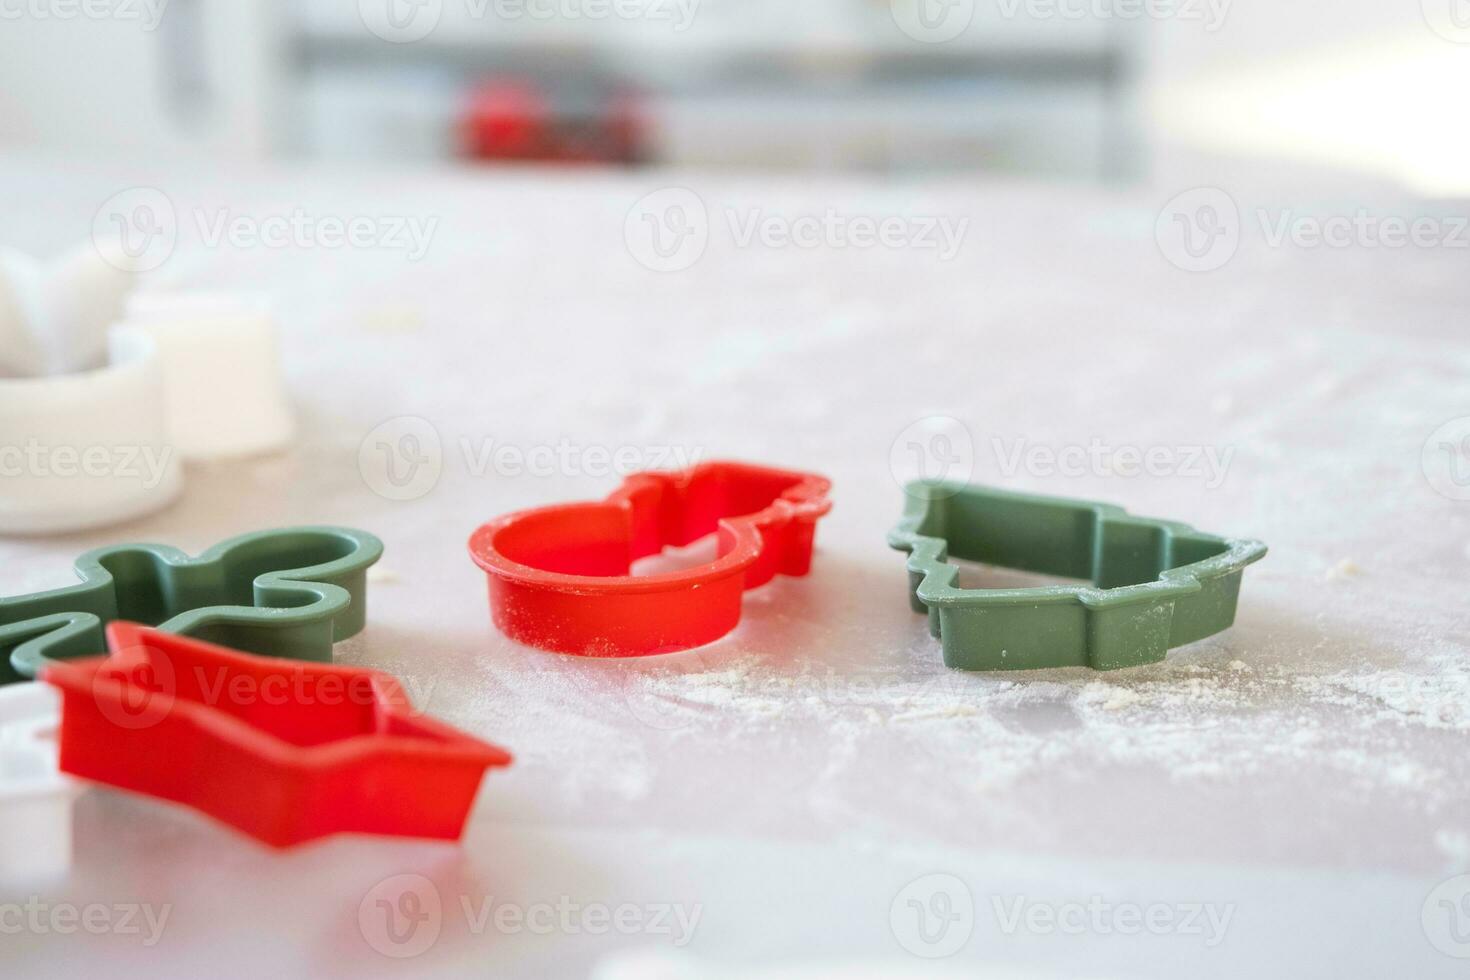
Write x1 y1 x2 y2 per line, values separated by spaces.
0 156 1466 978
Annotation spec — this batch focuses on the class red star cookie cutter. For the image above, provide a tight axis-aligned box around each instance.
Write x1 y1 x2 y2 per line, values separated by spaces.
468 460 833 656
43 623 512 848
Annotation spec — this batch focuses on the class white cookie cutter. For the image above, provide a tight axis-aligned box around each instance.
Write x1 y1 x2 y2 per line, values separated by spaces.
1 272 296 532
0 245 137 377
0 327 183 534
120 292 294 460
0 682 79 883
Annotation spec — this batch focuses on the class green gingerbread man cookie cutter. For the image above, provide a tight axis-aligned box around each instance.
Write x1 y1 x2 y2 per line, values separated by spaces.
0 526 383 685
889 482 1266 671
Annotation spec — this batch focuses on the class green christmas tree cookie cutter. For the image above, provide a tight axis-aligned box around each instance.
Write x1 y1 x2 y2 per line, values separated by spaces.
888 483 1266 671
0 526 383 685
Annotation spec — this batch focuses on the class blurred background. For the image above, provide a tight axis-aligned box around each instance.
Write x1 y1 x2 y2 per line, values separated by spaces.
0 0 1464 195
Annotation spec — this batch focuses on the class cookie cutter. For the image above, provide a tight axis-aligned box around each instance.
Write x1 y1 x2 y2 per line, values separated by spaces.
45 623 512 848
1 272 297 532
469 460 832 656
0 244 138 377
0 247 170 535
889 482 1266 671
0 326 184 534
0 681 79 882
120 292 294 459
0 526 383 685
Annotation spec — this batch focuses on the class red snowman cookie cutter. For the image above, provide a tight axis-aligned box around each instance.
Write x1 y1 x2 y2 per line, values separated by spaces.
44 623 511 848
468 460 832 656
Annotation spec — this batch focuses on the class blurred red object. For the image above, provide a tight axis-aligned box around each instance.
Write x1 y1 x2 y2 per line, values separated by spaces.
460 77 645 165
461 79 545 160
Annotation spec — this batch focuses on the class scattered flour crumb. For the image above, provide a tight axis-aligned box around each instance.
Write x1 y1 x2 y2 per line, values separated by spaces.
1324 668 1470 731
367 567 400 584
1325 559 1361 582
1228 660 1249 672
1078 683 1143 711
891 705 981 723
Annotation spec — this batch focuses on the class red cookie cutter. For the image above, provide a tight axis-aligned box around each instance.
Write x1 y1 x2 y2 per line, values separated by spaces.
43 623 512 848
468 460 832 656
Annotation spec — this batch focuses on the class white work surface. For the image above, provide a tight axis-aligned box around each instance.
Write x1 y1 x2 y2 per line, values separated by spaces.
1 157 1467 979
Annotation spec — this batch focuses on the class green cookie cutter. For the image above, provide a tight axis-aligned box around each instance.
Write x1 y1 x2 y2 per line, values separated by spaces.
0 526 383 685
888 483 1266 671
